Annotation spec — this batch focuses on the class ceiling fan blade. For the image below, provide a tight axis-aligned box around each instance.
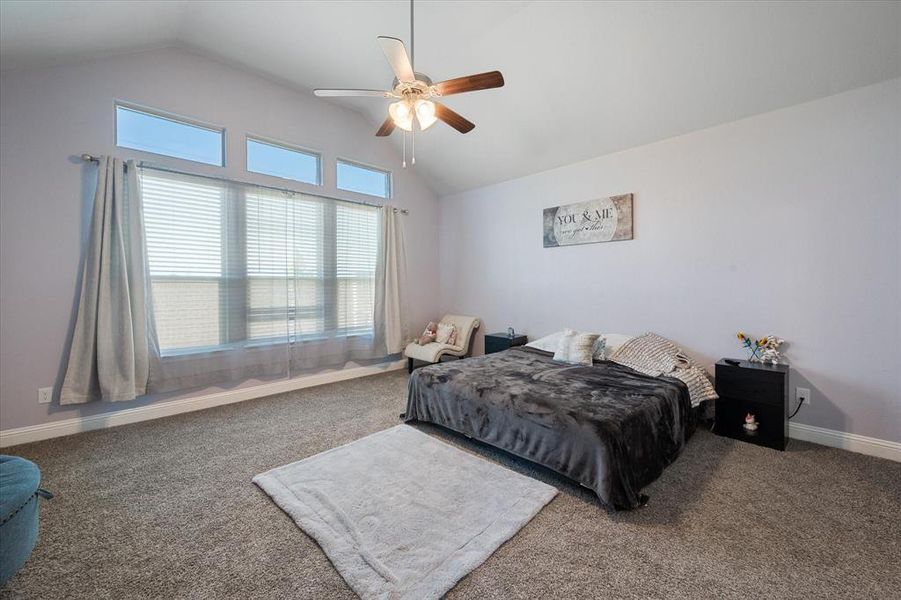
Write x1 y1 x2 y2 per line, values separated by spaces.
376 117 396 137
434 102 475 134
377 36 415 83
313 89 392 98
434 71 505 96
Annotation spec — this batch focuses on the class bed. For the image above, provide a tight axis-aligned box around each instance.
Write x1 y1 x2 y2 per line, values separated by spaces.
404 345 701 510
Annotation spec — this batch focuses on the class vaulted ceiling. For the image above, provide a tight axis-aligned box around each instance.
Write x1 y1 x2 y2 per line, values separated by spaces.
2 1 899 195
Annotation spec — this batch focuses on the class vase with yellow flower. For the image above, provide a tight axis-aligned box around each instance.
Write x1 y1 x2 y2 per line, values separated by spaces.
736 331 764 362
735 331 785 363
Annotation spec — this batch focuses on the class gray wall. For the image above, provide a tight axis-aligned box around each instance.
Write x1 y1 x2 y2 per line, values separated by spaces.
2 47 898 443
439 79 901 443
0 47 441 430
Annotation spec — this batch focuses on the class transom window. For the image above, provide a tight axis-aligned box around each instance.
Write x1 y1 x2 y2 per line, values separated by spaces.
337 159 391 199
115 103 224 166
246 136 321 185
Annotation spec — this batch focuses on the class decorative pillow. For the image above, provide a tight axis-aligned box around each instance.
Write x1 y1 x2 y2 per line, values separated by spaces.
591 336 607 361
446 327 458 346
553 330 600 366
435 322 457 345
417 321 438 345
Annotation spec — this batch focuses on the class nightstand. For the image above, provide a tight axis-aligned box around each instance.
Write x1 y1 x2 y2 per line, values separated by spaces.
484 332 528 354
714 359 790 451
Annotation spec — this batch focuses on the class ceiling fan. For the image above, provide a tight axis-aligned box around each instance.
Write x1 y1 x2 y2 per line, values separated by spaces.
313 0 504 165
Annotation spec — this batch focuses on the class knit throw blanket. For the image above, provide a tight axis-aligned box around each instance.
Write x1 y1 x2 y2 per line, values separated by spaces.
609 333 718 407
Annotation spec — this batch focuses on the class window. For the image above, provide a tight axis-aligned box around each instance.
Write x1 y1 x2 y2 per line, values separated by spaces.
141 168 378 355
336 204 378 334
337 159 391 198
245 191 326 343
142 173 225 352
246 137 321 185
116 104 224 166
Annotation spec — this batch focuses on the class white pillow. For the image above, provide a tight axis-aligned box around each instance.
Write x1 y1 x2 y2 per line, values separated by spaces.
554 331 600 366
529 329 608 361
602 333 634 355
526 330 567 353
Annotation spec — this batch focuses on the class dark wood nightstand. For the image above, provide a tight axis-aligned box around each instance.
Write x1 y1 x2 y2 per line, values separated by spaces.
714 359 790 451
484 332 528 354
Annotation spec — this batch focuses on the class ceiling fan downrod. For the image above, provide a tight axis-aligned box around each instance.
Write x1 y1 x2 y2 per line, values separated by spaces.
405 0 415 168
410 0 415 71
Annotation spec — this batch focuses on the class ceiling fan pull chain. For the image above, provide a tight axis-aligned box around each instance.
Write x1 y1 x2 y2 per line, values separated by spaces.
412 127 416 165
402 130 407 168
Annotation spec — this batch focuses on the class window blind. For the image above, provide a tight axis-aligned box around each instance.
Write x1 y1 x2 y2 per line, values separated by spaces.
336 204 378 335
142 173 225 351
140 167 378 357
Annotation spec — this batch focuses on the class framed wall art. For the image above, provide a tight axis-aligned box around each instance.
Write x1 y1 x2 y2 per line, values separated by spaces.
543 193 633 248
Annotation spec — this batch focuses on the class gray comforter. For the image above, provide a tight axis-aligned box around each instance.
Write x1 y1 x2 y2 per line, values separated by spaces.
404 346 693 510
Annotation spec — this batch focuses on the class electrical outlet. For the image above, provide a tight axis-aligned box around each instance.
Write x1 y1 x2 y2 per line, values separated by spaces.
796 387 811 406
37 387 53 404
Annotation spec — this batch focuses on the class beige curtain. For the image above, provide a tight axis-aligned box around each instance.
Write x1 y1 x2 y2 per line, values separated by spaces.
373 205 408 354
61 157 150 403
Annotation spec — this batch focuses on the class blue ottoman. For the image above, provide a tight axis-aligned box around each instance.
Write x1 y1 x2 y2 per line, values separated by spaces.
0 455 52 586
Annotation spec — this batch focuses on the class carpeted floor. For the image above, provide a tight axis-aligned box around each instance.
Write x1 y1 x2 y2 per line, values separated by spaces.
2 371 899 599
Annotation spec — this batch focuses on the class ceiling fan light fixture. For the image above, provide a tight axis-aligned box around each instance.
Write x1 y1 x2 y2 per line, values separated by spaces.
311 0 504 166
389 100 414 131
414 99 437 130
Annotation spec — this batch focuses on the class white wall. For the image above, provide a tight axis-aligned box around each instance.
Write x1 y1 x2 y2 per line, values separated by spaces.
0 47 440 430
439 79 900 443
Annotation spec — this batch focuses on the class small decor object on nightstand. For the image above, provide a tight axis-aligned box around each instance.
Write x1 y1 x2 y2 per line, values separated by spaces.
735 331 785 364
485 332 528 354
506 327 515 338
743 413 759 433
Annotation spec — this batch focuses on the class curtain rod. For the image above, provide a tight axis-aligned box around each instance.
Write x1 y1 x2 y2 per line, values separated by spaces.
79 153 409 215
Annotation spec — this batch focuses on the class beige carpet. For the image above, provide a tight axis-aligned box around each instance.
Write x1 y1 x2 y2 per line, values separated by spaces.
1 370 899 599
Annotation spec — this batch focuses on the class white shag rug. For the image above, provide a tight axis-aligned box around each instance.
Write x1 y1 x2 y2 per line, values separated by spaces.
253 424 558 600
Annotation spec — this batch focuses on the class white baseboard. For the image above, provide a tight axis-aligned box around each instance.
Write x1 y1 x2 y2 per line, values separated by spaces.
3 368 898 464
0 360 405 448
789 422 900 462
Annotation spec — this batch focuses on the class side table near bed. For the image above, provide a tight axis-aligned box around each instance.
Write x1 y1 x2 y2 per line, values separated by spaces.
714 359 790 451
484 332 528 354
